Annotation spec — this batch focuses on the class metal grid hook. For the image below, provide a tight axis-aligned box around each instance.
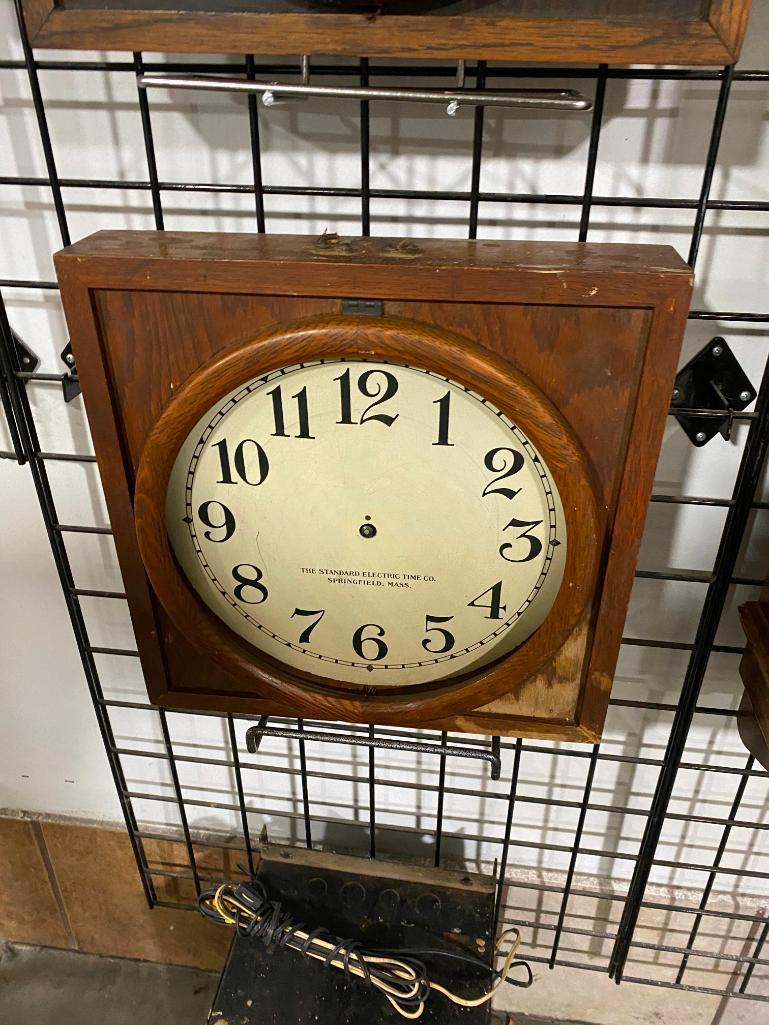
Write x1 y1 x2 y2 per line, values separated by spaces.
245 721 503 781
137 70 592 116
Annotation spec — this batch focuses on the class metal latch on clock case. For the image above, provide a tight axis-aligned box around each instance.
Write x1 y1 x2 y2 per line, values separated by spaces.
341 298 384 317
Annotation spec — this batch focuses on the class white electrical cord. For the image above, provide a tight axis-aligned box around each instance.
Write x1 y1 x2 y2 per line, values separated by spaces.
199 879 532 1019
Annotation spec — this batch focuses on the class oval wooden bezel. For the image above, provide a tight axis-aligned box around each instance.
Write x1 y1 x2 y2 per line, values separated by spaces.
135 315 603 725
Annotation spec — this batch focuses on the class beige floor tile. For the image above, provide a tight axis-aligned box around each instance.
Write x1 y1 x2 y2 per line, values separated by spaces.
41 821 231 969
0 817 71 948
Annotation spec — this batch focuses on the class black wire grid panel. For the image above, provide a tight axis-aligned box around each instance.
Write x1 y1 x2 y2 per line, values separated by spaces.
1 0 769 1007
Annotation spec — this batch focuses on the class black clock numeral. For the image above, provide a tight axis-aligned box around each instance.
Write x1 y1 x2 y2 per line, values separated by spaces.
335 368 355 424
482 447 525 500
291 607 325 644
422 614 455 654
360 370 399 426
197 500 236 543
352 623 388 661
500 518 544 563
232 564 268 605
432 392 454 447
468 581 506 620
267 384 315 439
214 438 269 486
334 368 399 427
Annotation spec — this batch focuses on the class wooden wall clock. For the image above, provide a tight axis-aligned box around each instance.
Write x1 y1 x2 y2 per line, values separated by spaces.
22 0 752 64
55 231 692 741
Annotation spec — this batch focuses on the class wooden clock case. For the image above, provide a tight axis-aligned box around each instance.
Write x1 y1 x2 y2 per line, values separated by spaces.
55 231 692 741
21 0 752 65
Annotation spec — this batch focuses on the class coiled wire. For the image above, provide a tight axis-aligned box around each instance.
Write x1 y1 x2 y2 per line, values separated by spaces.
199 878 532 1019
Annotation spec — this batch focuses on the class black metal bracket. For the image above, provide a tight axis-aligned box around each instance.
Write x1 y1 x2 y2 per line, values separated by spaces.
60 341 81 403
10 329 40 378
245 722 502 780
671 337 756 446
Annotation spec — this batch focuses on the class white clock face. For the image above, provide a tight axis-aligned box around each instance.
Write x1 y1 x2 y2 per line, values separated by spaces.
165 359 566 688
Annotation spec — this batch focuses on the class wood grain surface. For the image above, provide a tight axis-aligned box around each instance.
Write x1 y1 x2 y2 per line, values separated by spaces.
22 0 752 64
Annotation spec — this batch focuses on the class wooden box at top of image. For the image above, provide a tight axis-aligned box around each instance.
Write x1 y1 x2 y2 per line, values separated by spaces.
22 0 752 65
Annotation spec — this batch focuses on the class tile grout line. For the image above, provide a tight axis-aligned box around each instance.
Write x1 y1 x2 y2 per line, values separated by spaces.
30 820 78 951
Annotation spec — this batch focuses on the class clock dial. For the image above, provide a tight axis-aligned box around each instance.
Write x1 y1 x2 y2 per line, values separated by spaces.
165 359 566 688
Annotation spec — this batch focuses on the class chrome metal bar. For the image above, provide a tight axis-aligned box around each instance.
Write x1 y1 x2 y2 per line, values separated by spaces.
245 722 502 778
138 73 591 113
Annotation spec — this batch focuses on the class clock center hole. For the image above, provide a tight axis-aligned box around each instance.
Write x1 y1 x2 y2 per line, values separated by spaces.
359 521 377 539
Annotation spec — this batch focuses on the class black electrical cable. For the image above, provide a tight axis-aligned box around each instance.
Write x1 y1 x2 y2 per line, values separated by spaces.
199 878 532 1018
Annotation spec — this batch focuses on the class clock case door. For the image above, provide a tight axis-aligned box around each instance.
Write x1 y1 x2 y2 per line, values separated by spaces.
55 231 692 742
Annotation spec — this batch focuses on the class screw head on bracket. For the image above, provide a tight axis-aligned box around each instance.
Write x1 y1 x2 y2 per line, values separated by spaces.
695 431 707 443
671 387 681 402
65 353 75 365
739 390 752 403
711 345 724 357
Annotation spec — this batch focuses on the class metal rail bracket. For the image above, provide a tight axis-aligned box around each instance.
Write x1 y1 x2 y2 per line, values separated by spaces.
245 721 503 780
138 66 591 117
60 341 81 402
10 328 40 378
671 337 756 446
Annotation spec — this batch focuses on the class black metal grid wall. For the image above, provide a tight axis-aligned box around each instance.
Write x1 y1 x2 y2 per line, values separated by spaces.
1 0 769 1007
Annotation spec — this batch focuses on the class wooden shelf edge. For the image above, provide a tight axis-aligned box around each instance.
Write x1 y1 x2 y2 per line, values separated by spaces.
22 3 744 65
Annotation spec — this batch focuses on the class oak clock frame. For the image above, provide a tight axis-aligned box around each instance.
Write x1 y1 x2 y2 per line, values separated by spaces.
20 0 752 65
55 230 692 742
